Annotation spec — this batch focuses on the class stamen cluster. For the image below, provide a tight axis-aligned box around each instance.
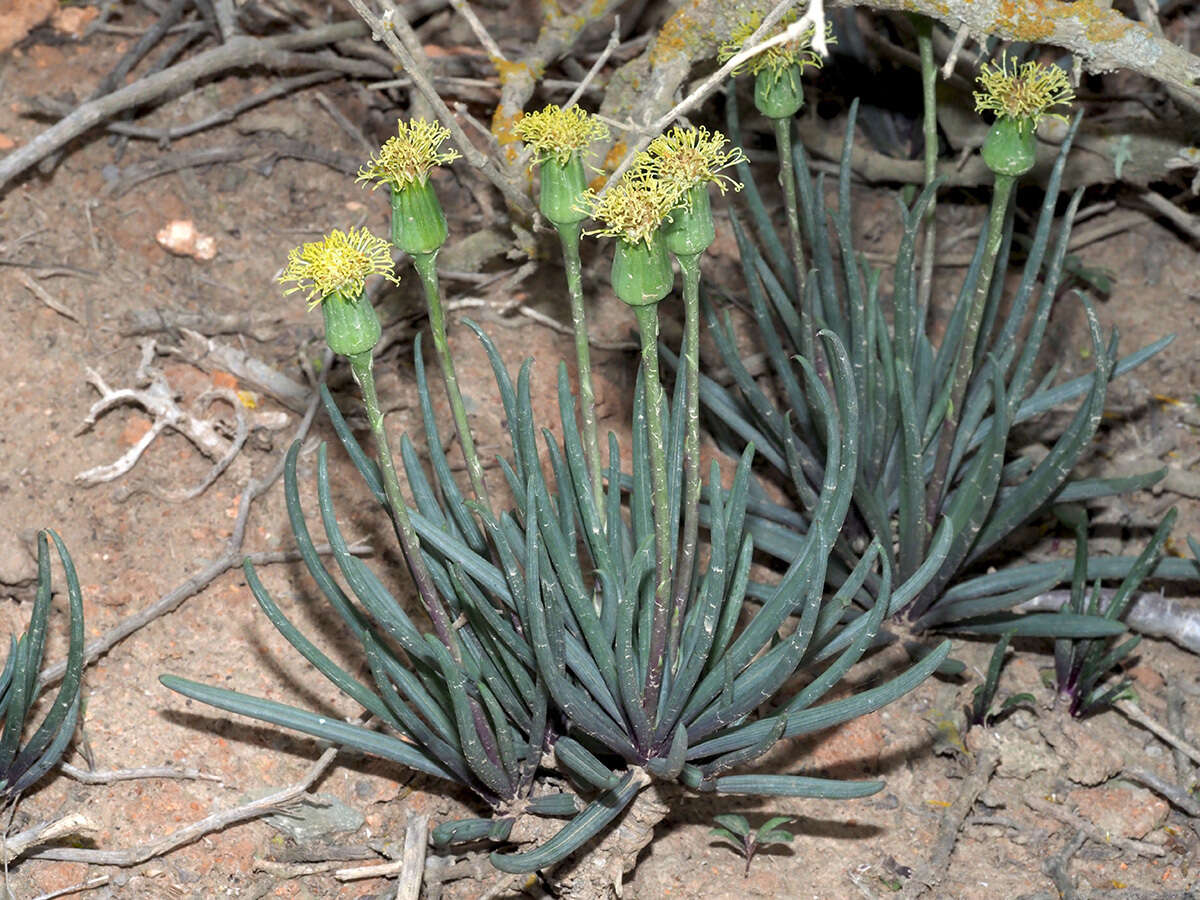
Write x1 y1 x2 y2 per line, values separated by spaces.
278 227 397 306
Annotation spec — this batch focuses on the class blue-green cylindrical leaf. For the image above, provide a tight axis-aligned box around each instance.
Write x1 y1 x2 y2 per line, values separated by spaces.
489 771 643 873
712 774 884 799
158 675 458 781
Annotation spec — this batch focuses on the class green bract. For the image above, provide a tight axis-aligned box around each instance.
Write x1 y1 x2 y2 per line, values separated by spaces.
391 177 450 256
754 65 805 119
320 288 382 358
663 183 716 256
538 154 590 227
611 233 673 306
981 116 1037 177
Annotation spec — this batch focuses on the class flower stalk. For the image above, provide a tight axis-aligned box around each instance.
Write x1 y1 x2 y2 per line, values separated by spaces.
515 105 611 513
926 57 1074 527
644 127 745 657
358 118 490 510
278 227 459 653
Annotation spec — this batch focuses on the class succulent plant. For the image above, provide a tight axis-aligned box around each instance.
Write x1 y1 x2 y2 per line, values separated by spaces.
698 73 1176 640
1052 505 1175 717
0 531 85 803
709 813 796 876
162 114 951 880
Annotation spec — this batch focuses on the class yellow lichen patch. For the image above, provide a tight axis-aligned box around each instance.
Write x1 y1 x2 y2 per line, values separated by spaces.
494 57 532 86
278 227 398 307
602 140 628 174
649 0 710 68
993 0 1137 44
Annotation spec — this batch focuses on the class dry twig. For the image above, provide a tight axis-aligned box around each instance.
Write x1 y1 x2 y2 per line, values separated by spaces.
1115 699 1200 768
28 748 340 866
902 747 998 899
0 22 378 192
1024 795 1165 857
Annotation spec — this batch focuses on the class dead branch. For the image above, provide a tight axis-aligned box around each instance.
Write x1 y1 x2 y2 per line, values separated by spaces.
60 761 224 786
26 748 340 866
1024 795 1165 857
902 748 999 899
1016 588 1200 654
0 21 377 192
345 0 534 216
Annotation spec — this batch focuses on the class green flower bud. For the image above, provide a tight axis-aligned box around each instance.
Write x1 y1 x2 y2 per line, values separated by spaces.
391 178 449 256
321 288 381 357
538 154 589 227
754 65 805 120
663 183 716 256
611 233 673 307
981 116 1037 177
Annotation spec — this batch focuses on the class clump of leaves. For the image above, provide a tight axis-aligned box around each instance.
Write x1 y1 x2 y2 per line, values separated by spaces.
709 813 796 876
162 115 952 880
699 78 1179 641
0 531 85 803
1052 505 1174 717
967 631 1035 728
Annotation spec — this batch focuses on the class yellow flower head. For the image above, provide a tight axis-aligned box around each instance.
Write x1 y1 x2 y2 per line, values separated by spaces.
278 227 398 307
974 56 1074 132
643 126 747 196
582 171 678 246
357 118 461 191
514 104 610 167
718 10 834 83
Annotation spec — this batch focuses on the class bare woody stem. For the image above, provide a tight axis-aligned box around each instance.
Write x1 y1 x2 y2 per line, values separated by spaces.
925 173 1015 529
347 351 459 656
412 250 493 514
668 252 703 663
557 222 606 516
634 303 672 720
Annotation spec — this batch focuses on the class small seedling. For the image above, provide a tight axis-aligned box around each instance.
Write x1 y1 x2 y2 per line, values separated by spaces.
968 631 1035 728
709 814 796 876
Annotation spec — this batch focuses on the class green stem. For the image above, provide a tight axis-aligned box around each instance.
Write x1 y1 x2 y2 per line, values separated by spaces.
412 250 492 513
774 116 807 317
557 222 605 517
634 302 672 721
915 15 938 326
926 174 1015 526
774 115 822 383
668 252 702 665
348 351 458 656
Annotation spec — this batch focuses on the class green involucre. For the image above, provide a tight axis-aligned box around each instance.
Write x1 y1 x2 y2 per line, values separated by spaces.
538 154 590 227
754 64 805 120
320 288 381 357
981 117 1037 177
611 233 673 307
664 184 717 257
391 178 449 256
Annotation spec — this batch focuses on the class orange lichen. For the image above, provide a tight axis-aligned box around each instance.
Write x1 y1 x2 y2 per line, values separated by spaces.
602 140 628 173
493 57 533 85
993 0 1137 45
491 106 524 161
649 0 710 67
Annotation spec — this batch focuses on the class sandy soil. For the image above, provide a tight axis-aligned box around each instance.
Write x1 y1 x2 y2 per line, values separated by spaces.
1 5 1199 898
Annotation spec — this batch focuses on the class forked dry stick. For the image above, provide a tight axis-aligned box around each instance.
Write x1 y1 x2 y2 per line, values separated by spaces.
74 339 249 502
